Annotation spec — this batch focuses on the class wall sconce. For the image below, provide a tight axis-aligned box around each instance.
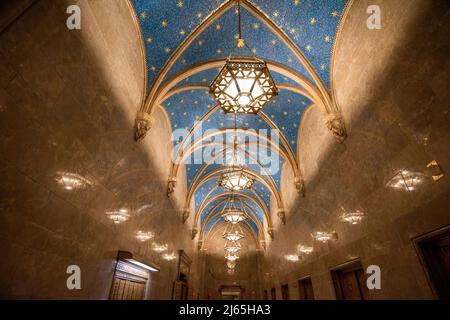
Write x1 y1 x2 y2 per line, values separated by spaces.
341 208 365 225
135 230 154 242
55 171 92 190
297 245 314 255
105 208 130 224
162 253 177 261
385 169 425 191
152 243 168 252
313 231 338 243
284 254 300 262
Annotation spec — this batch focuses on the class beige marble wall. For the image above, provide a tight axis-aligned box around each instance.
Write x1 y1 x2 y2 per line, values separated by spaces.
0 0 198 299
262 0 450 300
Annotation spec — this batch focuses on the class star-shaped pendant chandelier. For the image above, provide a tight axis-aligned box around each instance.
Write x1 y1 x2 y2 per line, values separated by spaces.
209 1 278 114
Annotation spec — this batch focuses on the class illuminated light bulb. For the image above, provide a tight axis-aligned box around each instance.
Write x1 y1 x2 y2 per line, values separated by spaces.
218 169 255 191
221 208 246 224
225 253 239 261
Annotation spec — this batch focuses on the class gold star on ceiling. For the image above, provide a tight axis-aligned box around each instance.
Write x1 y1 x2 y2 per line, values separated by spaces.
273 11 279 17
151 65 156 71
146 37 152 43
253 23 260 29
310 18 316 25
271 39 277 45
179 29 186 36
251 48 257 54
161 20 167 27
290 27 296 34
165 47 171 53
332 11 339 17
197 40 203 46
321 64 326 70
294 0 300 6
216 48 222 54
140 12 146 20
177 0 183 8
306 44 312 52
216 24 221 30
325 35 330 43
197 12 203 18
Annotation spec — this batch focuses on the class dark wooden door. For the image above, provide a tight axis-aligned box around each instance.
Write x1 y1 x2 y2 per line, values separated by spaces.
332 261 369 300
419 231 450 299
298 278 314 300
270 288 276 300
281 284 289 300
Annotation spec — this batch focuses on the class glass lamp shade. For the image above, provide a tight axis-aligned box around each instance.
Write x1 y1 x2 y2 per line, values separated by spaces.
341 210 365 225
221 208 247 224
227 260 236 269
105 208 130 224
223 230 244 242
224 240 241 254
218 169 255 191
210 57 278 114
225 253 239 261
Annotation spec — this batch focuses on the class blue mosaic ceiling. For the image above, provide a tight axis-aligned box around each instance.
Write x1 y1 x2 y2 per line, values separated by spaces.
130 0 349 238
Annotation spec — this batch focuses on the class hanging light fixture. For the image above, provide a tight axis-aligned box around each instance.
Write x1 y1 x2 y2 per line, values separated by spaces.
227 260 236 269
223 223 244 241
105 208 130 224
218 131 255 191
220 194 247 224
162 253 177 261
225 253 239 261
224 240 241 254
209 0 278 114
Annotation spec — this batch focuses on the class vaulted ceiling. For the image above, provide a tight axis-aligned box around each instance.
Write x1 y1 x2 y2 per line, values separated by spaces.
130 0 350 248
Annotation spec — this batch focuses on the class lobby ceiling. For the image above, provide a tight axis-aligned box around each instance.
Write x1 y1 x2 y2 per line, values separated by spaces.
130 0 349 246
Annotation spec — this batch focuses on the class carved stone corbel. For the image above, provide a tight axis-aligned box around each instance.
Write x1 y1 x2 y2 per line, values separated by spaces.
134 111 153 141
324 112 347 143
167 176 177 197
277 208 286 224
182 209 190 223
267 227 274 239
294 177 305 197
191 228 198 240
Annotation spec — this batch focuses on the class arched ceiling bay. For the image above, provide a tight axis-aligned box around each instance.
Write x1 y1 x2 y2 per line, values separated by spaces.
130 0 349 247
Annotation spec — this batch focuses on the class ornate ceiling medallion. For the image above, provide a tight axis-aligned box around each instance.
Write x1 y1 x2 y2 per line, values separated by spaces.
210 57 278 114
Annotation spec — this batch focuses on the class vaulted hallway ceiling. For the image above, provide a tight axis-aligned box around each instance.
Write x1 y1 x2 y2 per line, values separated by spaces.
130 0 350 250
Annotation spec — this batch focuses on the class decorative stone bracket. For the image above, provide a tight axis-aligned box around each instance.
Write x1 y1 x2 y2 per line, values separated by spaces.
182 208 190 223
277 208 286 224
191 228 198 240
134 111 153 141
267 227 274 239
167 176 177 197
294 177 305 197
324 112 347 143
